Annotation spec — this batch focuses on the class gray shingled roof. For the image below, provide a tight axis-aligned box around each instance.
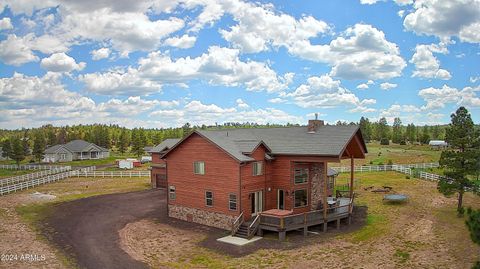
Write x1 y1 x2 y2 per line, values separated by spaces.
327 168 338 177
185 125 366 162
149 138 181 153
44 140 108 154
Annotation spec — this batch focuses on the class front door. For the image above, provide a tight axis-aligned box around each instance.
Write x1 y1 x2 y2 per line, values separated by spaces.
251 191 263 216
277 189 285 210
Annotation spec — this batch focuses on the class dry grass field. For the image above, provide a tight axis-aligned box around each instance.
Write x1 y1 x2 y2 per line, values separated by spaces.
118 172 479 269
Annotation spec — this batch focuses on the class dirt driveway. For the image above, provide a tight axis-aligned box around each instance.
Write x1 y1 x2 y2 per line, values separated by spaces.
43 189 166 269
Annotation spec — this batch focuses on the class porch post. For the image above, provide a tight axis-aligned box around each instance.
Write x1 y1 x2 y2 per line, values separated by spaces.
350 156 354 198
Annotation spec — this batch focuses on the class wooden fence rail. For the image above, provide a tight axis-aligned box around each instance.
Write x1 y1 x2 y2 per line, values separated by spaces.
75 171 150 178
330 162 439 173
0 164 70 170
0 166 71 186
0 166 95 196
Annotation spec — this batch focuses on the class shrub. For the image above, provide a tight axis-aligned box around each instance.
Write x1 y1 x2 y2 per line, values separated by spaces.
380 138 390 145
387 159 393 165
400 140 406 145
406 175 410 179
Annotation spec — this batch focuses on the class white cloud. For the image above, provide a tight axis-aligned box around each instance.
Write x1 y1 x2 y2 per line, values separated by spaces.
0 17 13 30
149 100 303 126
0 34 39 65
404 0 480 43
82 45 289 95
410 44 452 80
40 53 86 72
79 68 163 96
285 74 376 112
360 0 412 5
164 34 196 49
268 98 287 104
98 96 178 115
91 47 111 60
418 84 480 110
236 98 249 109
398 10 405 17
380 82 398 90
356 83 369 90
470 76 480 83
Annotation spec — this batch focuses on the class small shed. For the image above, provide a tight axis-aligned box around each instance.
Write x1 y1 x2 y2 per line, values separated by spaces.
428 140 448 150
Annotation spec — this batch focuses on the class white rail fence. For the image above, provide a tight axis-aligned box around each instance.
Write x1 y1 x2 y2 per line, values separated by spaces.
0 167 96 196
75 170 150 178
0 166 72 186
0 164 69 170
418 171 446 181
330 162 439 173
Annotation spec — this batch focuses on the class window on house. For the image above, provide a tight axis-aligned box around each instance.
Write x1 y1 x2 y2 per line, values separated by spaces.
252 161 263 176
205 191 213 207
294 189 308 208
229 194 237 211
194 161 205 175
169 186 176 200
294 168 308 184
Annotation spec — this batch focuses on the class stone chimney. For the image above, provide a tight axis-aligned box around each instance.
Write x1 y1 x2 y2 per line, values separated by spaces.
308 113 324 133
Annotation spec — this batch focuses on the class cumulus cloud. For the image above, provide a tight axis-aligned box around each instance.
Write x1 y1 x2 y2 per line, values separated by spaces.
404 0 480 43
418 84 480 110
91 47 111 60
164 34 196 49
236 98 249 109
0 17 13 30
40 53 86 72
0 34 39 65
81 46 289 95
149 100 303 126
284 74 376 112
380 82 398 90
356 83 369 90
268 98 287 104
410 43 452 80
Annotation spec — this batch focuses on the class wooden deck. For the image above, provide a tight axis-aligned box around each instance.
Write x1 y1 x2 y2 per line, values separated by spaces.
258 197 354 240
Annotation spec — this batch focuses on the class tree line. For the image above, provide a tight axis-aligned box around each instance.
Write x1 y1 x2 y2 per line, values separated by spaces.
358 117 447 145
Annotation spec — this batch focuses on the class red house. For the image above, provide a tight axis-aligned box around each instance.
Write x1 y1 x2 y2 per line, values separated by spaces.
149 138 180 188
157 119 367 240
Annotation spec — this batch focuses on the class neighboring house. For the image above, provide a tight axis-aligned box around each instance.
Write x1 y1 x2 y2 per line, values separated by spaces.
429 140 448 150
43 140 110 163
154 119 367 238
143 146 154 155
148 138 181 188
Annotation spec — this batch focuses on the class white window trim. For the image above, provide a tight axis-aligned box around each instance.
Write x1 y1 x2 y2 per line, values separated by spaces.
252 161 263 176
194 161 205 175
169 185 176 200
205 190 213 207
228 193 237 211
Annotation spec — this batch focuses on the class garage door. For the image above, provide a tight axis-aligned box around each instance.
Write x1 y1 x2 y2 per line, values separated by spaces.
155 174 167 188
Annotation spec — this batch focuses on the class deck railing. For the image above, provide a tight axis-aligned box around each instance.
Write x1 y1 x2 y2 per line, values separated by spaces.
231 212 244 236
247 214 261 239
260 196 354 231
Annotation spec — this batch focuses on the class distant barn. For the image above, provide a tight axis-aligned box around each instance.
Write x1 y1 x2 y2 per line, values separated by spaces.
428 140 448 150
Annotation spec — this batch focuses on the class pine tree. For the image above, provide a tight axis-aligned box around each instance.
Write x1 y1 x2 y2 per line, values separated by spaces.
118 129 128 154
57 128 67 144
131 128 145 157
438 107 480 215
32 131 46 162
1 139 11 160
466 208 480 268
406 124 416 144
10 137 25 166
376 117 390 144
392 117 403 144
359 117 372 142
420 125 430 144
22 129 30 156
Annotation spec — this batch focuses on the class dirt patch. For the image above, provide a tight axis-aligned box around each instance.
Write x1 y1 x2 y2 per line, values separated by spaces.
119 220 205 267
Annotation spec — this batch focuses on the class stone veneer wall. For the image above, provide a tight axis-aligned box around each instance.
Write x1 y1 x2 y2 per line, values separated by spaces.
310 163 325 211
168 204 237 230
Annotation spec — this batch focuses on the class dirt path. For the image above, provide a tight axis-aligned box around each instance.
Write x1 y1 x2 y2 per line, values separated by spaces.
43 189 166 269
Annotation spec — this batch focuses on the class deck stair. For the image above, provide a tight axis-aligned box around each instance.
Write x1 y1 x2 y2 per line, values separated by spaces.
234 222 250 239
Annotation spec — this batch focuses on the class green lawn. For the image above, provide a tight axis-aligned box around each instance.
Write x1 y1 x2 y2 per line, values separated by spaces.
0 168 34 179
341 142 442 166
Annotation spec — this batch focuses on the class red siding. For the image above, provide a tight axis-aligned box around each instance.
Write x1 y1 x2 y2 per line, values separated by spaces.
240 145 267 220
166 133 240 216
151 152 163 163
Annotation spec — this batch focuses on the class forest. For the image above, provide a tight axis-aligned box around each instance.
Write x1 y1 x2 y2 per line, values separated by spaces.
0 117 466 164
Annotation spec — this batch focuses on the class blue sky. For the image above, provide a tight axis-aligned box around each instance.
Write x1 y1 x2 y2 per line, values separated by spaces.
0 0 479 129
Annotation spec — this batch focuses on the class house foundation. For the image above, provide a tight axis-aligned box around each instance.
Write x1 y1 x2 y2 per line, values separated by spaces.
168 204 236 230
